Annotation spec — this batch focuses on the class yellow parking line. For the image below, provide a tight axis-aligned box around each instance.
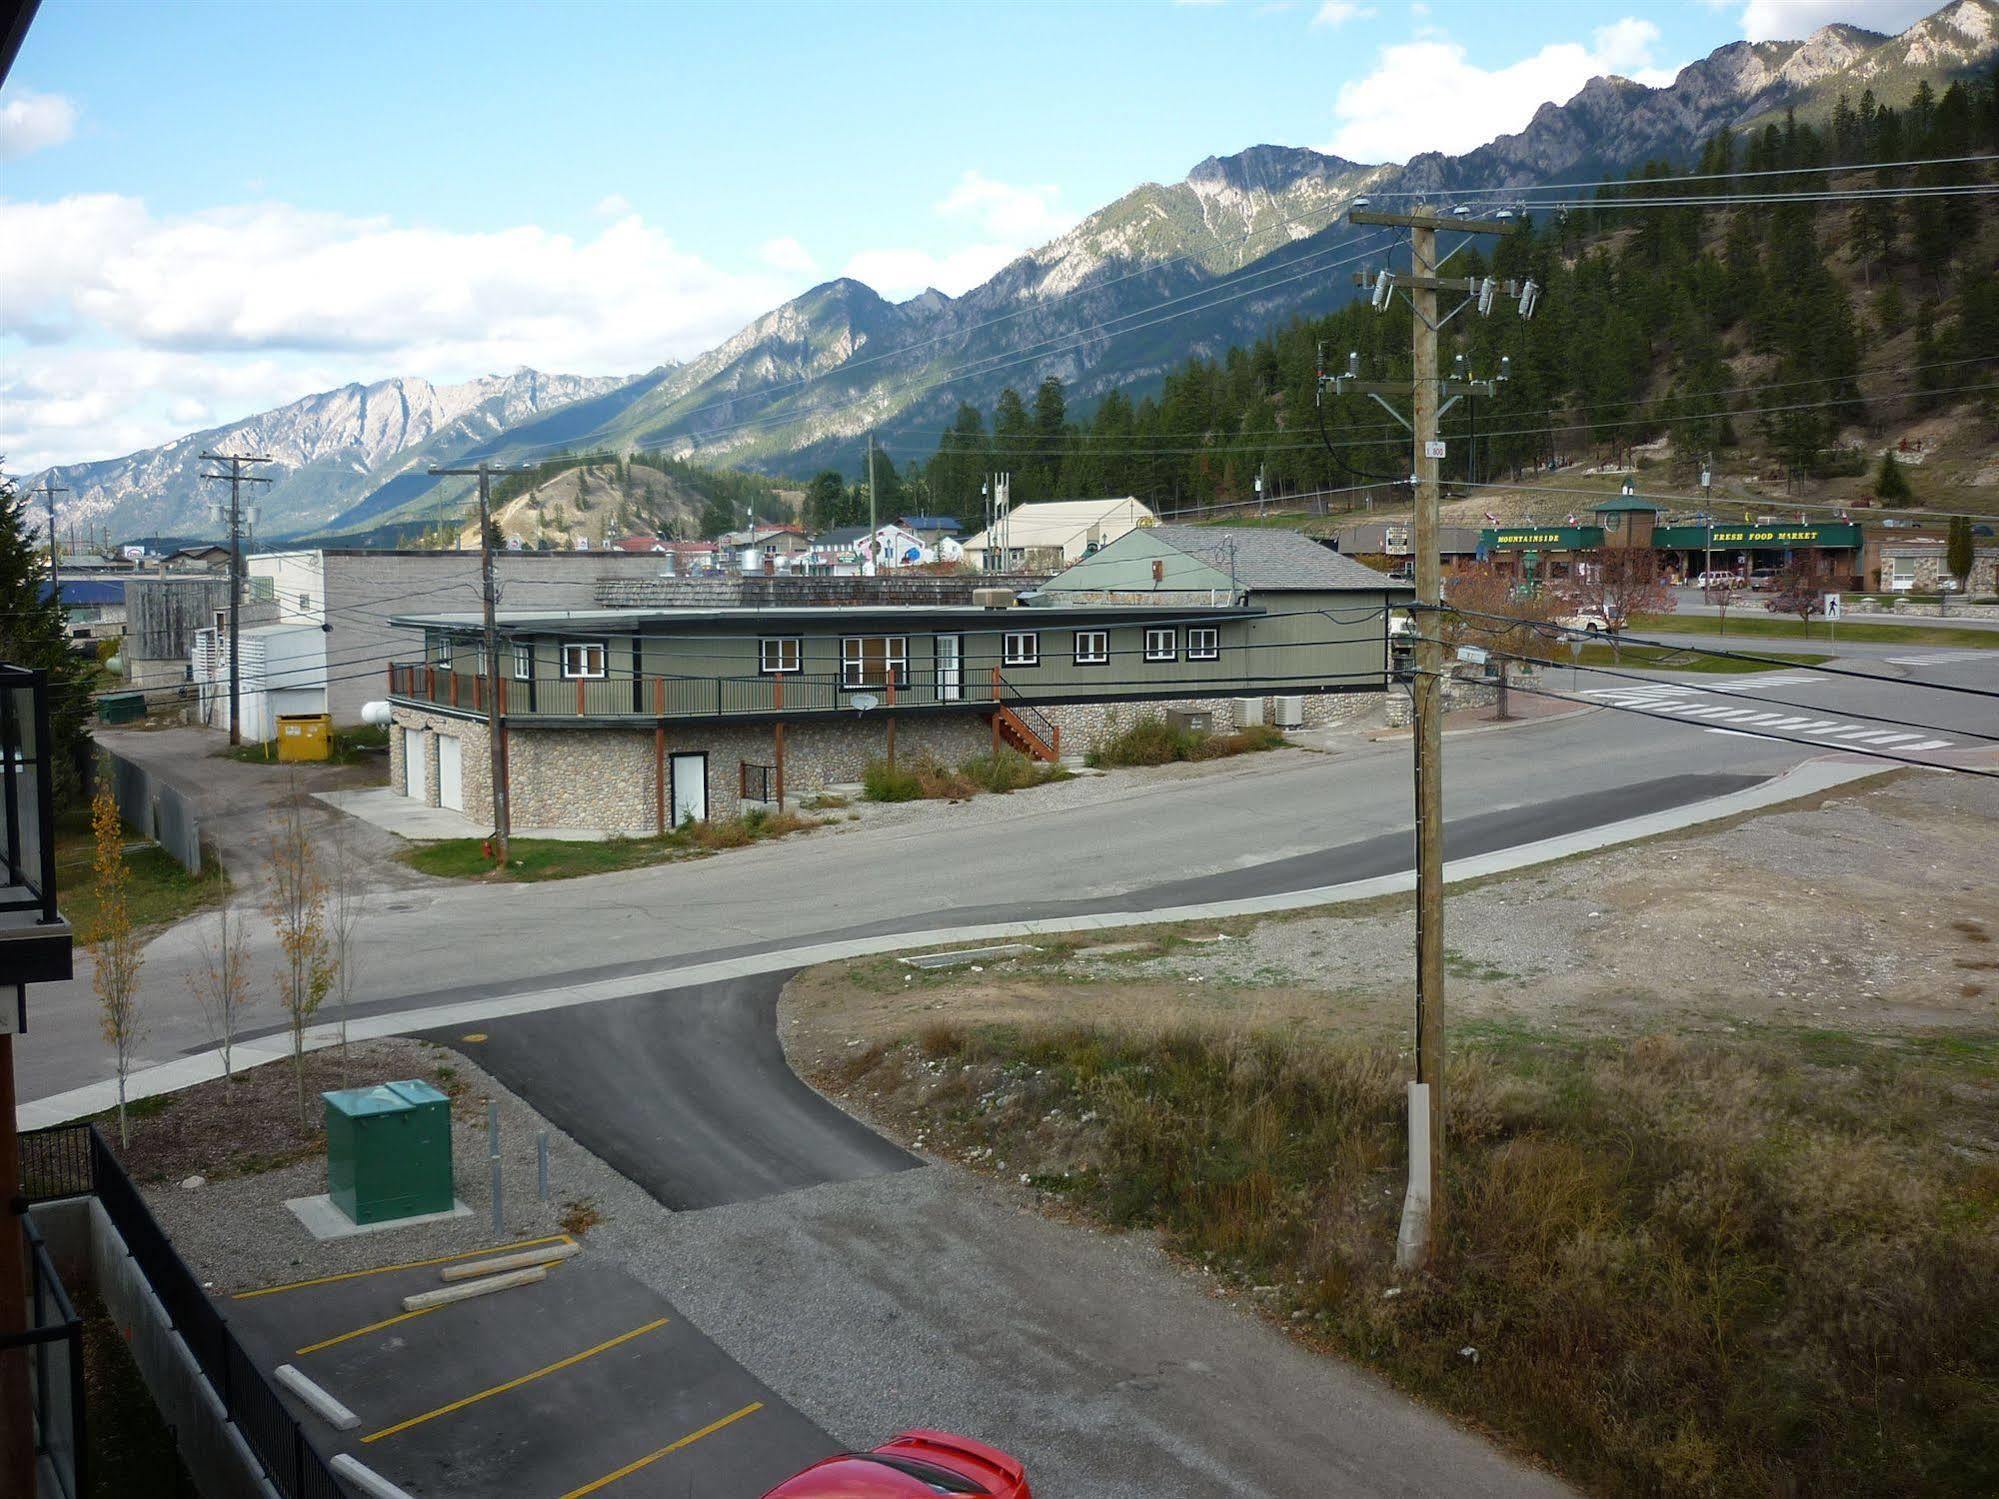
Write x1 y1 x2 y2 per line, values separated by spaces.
234 1234 574 1299
557 1403 765 1499
362 1317 671 1444
295 1305 441 1356
292 1257 574 1356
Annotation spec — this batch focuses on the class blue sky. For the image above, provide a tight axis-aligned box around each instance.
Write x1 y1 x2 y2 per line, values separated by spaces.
0 0 1947 469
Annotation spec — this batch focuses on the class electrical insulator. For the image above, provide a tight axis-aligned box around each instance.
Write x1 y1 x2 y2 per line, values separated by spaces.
1477 276 1497 316
1372 268 1392 310
1518 280 1540 319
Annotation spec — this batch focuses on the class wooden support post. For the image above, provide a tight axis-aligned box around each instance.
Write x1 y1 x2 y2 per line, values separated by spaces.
655 726 667 835
575 678 586 716
773 677 786 809
992 712 1001 756
886 678 897 769
450 671 459 707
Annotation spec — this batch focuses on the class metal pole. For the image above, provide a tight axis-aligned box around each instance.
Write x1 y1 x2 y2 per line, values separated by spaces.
866 433 878 577
34 482 67 586
1410 217 1446 1261
487 1101 503 1233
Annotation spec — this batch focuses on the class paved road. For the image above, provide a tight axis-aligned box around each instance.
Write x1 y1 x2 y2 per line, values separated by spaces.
424 978 917 1210
17 650 1996 1104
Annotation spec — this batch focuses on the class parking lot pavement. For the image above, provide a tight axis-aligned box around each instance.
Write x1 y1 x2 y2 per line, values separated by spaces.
223 1240 834 1497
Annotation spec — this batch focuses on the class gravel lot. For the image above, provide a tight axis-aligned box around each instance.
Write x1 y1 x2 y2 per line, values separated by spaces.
784 767 1999 1062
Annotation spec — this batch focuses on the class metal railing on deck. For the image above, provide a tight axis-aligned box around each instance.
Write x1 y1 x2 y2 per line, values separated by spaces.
21 1125 345 1499
387 663 1001 721
1 663 61 923
2 1214 85 1498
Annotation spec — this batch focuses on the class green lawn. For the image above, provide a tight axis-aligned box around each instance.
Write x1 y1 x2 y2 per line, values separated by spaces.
1632 613 1999 648
54 810 227 935
1558 643 1832 673
404 807 819 881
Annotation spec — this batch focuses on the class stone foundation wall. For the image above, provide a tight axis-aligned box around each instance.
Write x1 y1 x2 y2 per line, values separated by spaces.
391 689 1384 834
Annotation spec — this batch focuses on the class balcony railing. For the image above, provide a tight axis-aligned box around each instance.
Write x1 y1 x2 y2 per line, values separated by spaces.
2 663 61 924
386 663 1001 721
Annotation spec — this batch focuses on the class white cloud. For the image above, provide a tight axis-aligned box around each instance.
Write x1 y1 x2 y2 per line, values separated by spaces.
1323 18 1680 162
936 170 1076 244
1735 1 1938 43
1312 2 1376 26
758 235 819 276
594 193 632 217
0 91 78 161
0 193 797 469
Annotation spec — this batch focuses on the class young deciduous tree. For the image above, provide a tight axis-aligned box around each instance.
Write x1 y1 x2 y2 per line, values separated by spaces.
1571 548 1677 662
265 786 337 1125
87 783 145 1147
1442 562 1558 720
1703 577 1738 637
1769 555 1830 633
187 902 250 1089
325 813 367 1084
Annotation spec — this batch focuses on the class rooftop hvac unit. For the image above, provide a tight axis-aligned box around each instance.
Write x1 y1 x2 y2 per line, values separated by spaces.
1273 695 1305 729
1235 697 1265 728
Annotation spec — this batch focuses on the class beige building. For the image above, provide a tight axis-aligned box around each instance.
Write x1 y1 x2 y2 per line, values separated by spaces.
962 497 1156 572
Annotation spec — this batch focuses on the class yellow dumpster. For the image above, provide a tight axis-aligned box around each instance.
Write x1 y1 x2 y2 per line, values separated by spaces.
276 713 332 762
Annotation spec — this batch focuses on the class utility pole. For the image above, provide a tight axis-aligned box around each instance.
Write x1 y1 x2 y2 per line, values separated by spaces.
1333 204 1531 1270
865 432 878 577
430 463 521 865
198 453 273 746
30 480 68 583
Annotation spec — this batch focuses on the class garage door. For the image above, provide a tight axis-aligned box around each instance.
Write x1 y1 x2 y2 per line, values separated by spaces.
402 728 422 798
436 735 464 812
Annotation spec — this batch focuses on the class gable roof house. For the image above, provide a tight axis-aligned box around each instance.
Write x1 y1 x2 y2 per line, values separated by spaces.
380 524 1407 837
961 497 1156 571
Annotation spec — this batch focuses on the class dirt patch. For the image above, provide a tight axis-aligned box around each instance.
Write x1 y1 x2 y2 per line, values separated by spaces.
785 770 1999 1075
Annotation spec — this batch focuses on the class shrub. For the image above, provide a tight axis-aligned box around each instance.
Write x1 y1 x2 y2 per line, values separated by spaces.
957 748 1070 794
862 760 923 802
1087 715 1286 767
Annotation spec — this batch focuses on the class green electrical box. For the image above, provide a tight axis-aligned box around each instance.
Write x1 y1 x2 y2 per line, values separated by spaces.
323 1080 454 1225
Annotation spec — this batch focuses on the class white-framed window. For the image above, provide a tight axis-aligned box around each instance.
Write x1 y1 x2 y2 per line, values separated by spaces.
430 634 452 666
1003 631 1039 667
841 635 908 689
561 640 608 679
1188 627 1221 661
1074 630 1109 665
760 637 802 674
1144 626 1177 662
474 641 489 677
512 642 533 680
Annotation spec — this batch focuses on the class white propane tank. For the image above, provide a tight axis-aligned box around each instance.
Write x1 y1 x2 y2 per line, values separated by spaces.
360 700 394 726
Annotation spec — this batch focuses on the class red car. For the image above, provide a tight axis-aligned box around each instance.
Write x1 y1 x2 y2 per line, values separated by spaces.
762 1430 1031 1498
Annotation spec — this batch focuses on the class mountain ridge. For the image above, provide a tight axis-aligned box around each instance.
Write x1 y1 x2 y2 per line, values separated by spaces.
22 0 1997 541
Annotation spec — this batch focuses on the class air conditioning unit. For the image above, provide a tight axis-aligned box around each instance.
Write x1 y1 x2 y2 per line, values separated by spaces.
1235 697 1265 728
1166 707 1213 736
971 588 1015 609
1273 695 1305 729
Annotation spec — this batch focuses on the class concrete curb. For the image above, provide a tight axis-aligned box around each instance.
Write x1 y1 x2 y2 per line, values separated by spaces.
18 756 1895 1129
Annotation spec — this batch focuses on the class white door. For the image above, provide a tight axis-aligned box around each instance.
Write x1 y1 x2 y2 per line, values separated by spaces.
436 735 464 812
670 753 706 827
937 634 962 702
402 728 422 798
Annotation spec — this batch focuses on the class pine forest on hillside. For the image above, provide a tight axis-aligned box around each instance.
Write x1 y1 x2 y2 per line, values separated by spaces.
899 70 1999 523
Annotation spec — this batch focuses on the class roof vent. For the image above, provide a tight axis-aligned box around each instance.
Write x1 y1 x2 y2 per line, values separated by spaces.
973 588 1015 609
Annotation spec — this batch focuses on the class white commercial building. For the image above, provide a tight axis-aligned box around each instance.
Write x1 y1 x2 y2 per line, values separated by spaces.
961 497 1156 572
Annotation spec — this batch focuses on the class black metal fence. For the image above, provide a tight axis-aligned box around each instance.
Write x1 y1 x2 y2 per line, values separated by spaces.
2 1213 86 1498
739 761 775 804
23 1124 346 1499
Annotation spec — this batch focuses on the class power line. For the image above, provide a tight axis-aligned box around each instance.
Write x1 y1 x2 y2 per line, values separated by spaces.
1360 154 1999 201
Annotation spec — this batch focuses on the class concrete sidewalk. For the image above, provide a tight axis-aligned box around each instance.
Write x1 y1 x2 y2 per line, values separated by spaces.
315 787 610 843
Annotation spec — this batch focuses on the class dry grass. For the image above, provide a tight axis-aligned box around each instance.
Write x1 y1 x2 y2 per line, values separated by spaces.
822 1023 1999 1498
558 1197 604 1237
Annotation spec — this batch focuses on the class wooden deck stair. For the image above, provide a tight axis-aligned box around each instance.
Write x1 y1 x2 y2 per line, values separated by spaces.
992 703 1060 763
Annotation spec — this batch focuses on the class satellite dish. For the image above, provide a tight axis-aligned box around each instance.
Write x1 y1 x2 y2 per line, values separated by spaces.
849 692 880 712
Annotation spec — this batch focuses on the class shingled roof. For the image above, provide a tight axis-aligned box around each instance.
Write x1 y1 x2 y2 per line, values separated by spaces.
1146 526 1402 592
